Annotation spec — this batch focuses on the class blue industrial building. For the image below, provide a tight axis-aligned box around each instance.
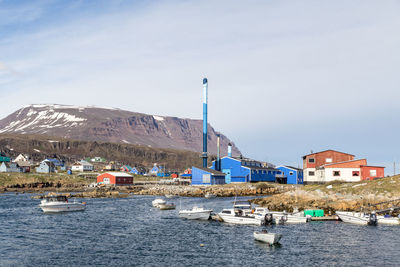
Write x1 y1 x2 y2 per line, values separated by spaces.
191 166 226 185
276 166 304 184
211 156 280 183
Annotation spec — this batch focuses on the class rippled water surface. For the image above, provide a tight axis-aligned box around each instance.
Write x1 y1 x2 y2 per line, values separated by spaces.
1 193 400 266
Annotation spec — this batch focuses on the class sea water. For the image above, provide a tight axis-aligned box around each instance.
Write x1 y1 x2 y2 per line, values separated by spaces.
1 193 400 266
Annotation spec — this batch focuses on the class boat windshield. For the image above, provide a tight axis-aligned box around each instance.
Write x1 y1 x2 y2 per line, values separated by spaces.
45 196 68 202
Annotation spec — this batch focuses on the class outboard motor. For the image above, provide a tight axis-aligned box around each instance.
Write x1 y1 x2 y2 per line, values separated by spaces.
264 213 273 225
279 215 288 225
368 212 378 226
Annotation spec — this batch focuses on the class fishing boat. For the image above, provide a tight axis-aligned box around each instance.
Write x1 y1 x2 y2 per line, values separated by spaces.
253 230 282 245
218 200 264 226
179 207 213 220
336 211 377 226
152 199 166 208
204 193 216 199
253 207 308 224
158 203 176 210
39 195 86 213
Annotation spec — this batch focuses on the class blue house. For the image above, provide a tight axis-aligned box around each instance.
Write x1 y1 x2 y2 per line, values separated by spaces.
150 164 165 175
191 166 226 185
276 166 304 184
211 156 280 184
130 167 146 175
36 160 56 173
45 158 64 167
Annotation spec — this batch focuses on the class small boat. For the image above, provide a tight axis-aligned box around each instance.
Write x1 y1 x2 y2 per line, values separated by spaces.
165 194 178 199
254 230 282 245
204 193 216 199
377 215 400 225
179 207 213 220
158 203 176 210
253 207 308 224
336 211 378 226
39 195 86 213
152 199 166 208
218 201 264 226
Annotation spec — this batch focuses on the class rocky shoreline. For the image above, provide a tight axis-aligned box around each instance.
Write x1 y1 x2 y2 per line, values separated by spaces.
3 175 400 214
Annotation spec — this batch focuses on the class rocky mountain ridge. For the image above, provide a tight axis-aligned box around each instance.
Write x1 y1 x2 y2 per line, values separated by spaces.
0 104 240 155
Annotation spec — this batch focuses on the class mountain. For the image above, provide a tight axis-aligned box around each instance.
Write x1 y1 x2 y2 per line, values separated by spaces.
0 134 204 171
0 104 240 156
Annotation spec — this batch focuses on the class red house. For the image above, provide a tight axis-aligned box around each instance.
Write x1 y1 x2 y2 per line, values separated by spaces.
97 172 134 186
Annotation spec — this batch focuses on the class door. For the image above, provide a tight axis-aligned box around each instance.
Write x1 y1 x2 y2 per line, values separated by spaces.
222 169 231 184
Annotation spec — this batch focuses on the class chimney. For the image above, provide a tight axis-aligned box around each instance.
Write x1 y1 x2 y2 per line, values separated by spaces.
228 143 232 157
216 134 221 171
201 78 208 168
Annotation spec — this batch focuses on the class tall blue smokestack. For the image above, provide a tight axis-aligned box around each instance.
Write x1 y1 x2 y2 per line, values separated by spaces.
202 78 208 168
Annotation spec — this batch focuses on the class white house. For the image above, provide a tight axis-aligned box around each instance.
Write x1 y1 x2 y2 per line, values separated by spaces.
13 154 29 163
71 160 94 172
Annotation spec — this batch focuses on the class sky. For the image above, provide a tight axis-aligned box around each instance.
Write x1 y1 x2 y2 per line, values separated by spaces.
0 0 400 173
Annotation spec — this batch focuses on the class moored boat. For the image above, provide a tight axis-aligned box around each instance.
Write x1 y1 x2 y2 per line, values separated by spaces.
39 195 86 213
336 211 377 226
152 199 166 208
253 230 282 245
165 194 178 199
204 193 216 199
179 207 213 220
377 215 400 225
159 203 176 210
218 200 263 226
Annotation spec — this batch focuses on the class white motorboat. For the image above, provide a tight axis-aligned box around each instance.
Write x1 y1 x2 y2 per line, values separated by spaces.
336 211 377 226
152 199 166 208
165 194 178 199
253 230 282 245
39 195 86 213
179 207 213 220
204 193 216 199
158 203 176 210
377 215 400 225
218 208 263 225
218 201 264 226
253 207 308 224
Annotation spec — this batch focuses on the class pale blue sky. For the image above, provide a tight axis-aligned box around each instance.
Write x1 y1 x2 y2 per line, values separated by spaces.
1 0 399 173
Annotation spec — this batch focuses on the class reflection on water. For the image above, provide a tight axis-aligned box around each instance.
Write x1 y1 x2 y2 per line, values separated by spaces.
1 193 400 266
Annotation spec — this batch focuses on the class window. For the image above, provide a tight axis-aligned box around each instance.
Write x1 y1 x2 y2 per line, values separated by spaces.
352 171 360 176
289 171 294 175
370 170 377 177
308 158 315 163
326 158 332 163
333 171 340 177
308 171 315 176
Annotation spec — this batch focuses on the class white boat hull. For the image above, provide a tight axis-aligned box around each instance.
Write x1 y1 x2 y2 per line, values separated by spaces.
39 203 86 213
377 216 400 225
159 203 176 210
273 213 308 224
336 211 369 225
152 199 166 208
218 214 263 226
254 232 282 245
179 210 212 220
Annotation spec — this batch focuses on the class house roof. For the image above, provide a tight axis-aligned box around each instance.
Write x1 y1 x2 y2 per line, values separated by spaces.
193 166 226 176
15 161 31 167
320 159 367 169
302 149 355 159
103 172 133 177
277 165 302 171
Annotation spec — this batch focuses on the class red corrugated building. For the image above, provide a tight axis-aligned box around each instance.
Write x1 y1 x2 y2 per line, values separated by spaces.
97 172 133 185
360 166 385 180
